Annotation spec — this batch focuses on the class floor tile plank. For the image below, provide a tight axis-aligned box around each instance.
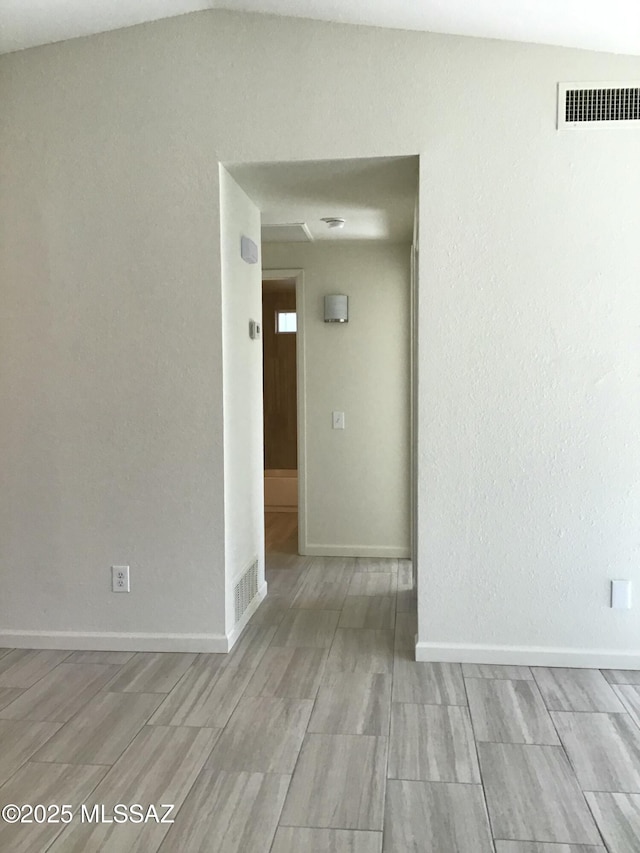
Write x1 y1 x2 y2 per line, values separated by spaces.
395 589 417 613
0 688 23 711
242 647 328 699
47 725 219 852
463 664 533 680
280 733 387 831
347 573 396 597
267 567 305 596
105 652 197 693
394 613 417 651
272 827 382 852
0 650 70 689
585 791 640 853
0 718 62 786
308 672 391 735
65 651 135 665
602 670 640 686
299 558 356 584
338 596 396 630
271 611 340 649
148 660 253 728
383 780 493 853
326 629 394 674
613 685 640 729
0 663 120 723
221 625 278 668
494 844 605 852
206 696 313 774
158 770 290 853
291 568 351 611
466 678 559 744
478 742 601 844
533 668 624 713
397 563 413 591
552 711 640 793
392 657 466 705
0 761 108 853
250 595 290 627
354 558 399 574
33 691 164 765
389 703 480 783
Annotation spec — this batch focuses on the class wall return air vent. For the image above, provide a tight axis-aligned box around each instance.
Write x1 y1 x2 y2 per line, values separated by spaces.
234 559 259 625
558 82 640 129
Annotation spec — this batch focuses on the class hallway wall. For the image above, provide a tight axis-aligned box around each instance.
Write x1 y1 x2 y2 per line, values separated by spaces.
220 167 265 637
264 243 411 557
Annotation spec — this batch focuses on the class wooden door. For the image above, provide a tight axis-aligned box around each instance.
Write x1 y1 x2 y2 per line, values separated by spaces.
262 284 297 470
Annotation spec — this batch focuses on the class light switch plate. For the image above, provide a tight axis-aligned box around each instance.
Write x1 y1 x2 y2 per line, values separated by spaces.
332 411 345 430
611 579 631 609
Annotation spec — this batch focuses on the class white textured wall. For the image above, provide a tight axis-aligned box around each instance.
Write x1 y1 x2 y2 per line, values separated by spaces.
1 11 640 662
417 141 640 665
0 36 226 647
219 167 265 635
263 243 411 557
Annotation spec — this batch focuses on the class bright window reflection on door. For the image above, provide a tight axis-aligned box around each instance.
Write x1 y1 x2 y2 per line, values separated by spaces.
276 311 297 333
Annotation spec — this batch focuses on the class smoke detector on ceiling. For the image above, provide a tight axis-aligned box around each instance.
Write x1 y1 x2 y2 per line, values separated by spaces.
321 217 346 229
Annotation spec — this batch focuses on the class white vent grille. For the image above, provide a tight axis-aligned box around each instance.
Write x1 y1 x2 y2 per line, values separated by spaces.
234 559 259 624
558 82 640 129
261 223 313 243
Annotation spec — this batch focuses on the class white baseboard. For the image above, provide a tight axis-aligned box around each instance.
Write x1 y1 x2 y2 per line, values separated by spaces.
415 641 640 670
302 544 411 558
226 581 268 652
0 630 230 653
0 583 270 655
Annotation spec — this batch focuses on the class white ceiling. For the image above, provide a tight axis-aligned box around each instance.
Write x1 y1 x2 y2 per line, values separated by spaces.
227 157 418 243
2 0 640 56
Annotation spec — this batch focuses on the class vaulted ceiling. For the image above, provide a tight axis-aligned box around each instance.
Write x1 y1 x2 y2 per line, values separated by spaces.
2 0 639 56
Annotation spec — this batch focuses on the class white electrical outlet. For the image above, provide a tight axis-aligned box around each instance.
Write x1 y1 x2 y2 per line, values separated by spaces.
112 565 130 593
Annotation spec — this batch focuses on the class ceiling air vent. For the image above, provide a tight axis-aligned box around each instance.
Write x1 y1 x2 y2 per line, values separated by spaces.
558 82 640 129
261 223 313 243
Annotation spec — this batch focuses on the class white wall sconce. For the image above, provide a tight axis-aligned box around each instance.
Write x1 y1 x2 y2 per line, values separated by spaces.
324 294 349 323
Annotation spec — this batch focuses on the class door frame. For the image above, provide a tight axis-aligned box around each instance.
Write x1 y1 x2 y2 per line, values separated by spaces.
262 268 307 555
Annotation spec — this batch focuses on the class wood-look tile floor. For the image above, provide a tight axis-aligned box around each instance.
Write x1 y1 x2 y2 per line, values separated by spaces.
0 515 639 851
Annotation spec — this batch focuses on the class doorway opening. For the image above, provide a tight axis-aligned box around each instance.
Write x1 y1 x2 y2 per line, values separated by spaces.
262 272 303 558
226 155 418 605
